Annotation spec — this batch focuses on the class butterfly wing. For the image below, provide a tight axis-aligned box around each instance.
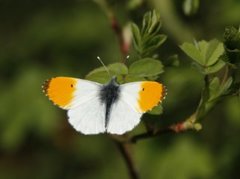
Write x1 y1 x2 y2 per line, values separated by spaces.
67 97 106 134
43 77 106 134
106 99 142 134
107 81 165 134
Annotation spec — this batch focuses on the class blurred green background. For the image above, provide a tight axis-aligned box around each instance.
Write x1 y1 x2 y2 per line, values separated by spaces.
0 0 240 178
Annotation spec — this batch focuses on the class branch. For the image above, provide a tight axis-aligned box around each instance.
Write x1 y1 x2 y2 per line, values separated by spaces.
130 114 202 143
115 141 139 179
111 16 129 62
130 128 173 143
95 0 130 63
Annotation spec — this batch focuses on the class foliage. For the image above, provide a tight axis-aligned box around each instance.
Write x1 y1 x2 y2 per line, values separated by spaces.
131 10 167 58
180 38 236 121
180 39 225 74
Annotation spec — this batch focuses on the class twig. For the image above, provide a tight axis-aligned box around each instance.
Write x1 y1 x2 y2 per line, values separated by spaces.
130 115 202 143
95 0 130 63
111 16 129 62
115 141 139 179
130 128 173 143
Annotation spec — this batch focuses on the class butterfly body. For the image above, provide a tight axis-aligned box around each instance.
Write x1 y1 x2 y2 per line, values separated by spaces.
43 77 166 135
99 77 120 128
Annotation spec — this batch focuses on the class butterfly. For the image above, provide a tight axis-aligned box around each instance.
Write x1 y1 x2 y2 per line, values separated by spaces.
42 76 166 135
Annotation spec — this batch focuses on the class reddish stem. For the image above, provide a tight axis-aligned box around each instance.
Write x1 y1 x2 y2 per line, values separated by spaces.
111 16 129 63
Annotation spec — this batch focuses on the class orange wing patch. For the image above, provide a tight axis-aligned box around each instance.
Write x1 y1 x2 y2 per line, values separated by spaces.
138 82 165 112
42 77 77 109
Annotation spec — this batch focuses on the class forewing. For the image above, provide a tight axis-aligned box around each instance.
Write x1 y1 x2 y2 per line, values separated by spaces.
121 81 166 113
106 81 165 134
43 77 105 134
43 77 101 109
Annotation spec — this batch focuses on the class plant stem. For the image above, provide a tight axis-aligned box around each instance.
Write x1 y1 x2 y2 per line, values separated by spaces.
111 16 129 63
130 113 201 143
115 141 139 179
131 128 172 143
95 0 129 62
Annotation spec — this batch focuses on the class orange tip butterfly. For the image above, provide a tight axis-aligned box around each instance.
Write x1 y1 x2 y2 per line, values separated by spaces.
42 76 166 135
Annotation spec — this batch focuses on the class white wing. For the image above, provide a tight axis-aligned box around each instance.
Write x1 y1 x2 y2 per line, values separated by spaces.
67 79 106 135
68 97 106 135
107 82 143 134
106 100 143 134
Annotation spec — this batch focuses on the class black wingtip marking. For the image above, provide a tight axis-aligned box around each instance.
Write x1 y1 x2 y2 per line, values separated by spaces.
42 78 52 96
161 85 167 101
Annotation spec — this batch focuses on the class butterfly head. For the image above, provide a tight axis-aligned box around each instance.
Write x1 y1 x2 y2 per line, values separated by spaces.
108 76 119 86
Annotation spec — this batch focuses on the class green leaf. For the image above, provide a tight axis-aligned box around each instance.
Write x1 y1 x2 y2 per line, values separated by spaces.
129 58 164 78
144 34 167 49
142 10 161 35
218 77 233 97
131 23 141 50
202 60 226 74
180 41 204 65
140 34 166 57
85 71 110 83
196 76 233 120
208 77 233 101
147 10 161 34
208 77 221 101
148 104 163 115
180 39 224 67
108 63 128 75
205 39 224 66
142 11 152 34
198 40 209 64
87 63 128 76
132 10 166 57
124 75 146 82
86 66 106 76
85 63 128 83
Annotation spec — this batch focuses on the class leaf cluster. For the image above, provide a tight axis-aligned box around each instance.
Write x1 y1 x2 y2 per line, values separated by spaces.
131 10 167 58
180 39 225 74
180 27 240 121
85 58 163 84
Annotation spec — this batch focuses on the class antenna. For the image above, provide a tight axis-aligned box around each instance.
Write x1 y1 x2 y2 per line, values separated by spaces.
97 56 110 76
